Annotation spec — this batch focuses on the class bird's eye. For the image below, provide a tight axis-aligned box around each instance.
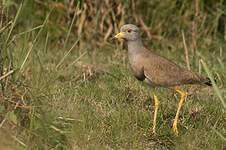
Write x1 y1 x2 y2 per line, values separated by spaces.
127 29 132 33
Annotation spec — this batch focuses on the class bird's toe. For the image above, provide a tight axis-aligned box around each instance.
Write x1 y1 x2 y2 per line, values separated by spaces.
173 123 179 136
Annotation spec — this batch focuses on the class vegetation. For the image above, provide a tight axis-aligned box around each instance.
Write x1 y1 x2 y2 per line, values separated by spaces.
0 0 225 149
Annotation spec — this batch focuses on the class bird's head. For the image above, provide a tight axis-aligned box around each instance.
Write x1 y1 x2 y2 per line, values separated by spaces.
111 24 141 41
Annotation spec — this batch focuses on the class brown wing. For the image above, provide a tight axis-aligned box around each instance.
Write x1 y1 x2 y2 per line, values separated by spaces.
141 50 208 87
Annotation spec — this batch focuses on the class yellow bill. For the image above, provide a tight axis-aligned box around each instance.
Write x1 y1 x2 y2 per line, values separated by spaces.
114 32 125 39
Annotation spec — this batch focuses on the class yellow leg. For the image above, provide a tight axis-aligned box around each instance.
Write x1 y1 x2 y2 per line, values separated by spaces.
153 92 159 134
173 88 185 136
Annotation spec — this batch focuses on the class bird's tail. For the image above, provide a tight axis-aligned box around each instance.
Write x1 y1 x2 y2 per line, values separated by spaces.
204 77 212 86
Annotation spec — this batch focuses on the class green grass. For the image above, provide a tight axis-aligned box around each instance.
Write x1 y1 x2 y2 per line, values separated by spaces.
0 1 225 150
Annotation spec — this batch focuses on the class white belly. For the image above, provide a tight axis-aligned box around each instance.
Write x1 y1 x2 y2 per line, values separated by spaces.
143 78 158 87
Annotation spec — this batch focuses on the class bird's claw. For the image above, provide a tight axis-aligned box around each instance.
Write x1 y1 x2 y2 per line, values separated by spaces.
152 129 156 135
173 123 178 136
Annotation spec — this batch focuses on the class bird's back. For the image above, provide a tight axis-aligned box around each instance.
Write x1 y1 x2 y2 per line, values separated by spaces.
130 48 209 87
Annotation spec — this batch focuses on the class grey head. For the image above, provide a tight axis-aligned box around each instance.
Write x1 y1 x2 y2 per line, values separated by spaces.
113 24 141 41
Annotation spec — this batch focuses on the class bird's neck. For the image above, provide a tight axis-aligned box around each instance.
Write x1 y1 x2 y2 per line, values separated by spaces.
128 39 144 55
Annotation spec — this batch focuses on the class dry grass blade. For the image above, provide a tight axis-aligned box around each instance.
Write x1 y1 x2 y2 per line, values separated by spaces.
0 70 14 81
11 136 27 147
77 4 86 37
182 30 191 71
104 23 113 42
0 118 6 128
0 0 6 27
56 39 79 69
210 126 226 141
3 3 22 51
50 125 63 133
198 59 202 74
14 25 44 37
20 10 51 72
62 3 78 52
139 17 151 38
0 20 12 33
66 51 87 69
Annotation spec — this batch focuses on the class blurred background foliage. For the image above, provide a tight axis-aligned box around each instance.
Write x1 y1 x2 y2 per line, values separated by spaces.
2 0 226 47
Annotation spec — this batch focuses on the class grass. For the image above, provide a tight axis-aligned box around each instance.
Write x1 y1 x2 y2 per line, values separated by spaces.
0 0 225 149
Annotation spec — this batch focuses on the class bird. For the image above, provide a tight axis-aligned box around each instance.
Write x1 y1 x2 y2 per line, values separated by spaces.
111 24 212 135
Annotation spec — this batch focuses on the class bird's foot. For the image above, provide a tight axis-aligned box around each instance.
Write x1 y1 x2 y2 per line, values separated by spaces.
152 128 156 135
173 122 178 136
